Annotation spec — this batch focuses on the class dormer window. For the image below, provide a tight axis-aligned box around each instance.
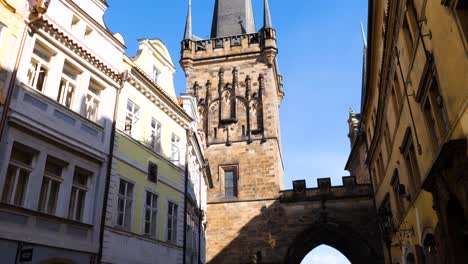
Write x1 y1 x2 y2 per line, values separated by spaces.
152 66 160 83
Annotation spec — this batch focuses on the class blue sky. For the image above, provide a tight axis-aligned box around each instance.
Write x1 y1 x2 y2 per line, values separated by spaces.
105 0 367 262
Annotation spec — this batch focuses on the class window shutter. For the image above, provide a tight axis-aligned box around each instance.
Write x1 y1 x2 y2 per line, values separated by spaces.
148 162 158 183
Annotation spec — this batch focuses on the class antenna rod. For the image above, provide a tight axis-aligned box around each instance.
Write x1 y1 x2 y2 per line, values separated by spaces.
361 21 367 47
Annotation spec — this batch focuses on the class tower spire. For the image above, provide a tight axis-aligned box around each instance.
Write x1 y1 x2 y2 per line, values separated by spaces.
184 0 192 40
210 0 256 38
263 0 273 29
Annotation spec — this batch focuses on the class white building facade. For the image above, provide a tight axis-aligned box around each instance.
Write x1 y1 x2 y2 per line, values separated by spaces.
182 94 212 264
0 0 124 263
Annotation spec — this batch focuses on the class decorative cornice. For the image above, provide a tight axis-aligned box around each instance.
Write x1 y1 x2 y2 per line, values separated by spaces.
124 62 193 129
35 19 122 83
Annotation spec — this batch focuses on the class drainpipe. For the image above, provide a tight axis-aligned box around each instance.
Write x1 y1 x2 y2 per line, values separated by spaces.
198 155 202 264
0 3 50 143
98 71 126 263
183 129 190 264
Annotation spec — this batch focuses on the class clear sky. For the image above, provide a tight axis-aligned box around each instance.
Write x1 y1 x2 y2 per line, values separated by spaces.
105 0 367 262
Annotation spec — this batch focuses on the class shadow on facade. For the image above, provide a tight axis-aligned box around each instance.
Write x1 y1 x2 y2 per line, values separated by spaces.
208 177 385 264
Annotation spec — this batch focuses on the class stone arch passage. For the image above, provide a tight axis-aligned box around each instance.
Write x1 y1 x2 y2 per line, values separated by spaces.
285 224 380 264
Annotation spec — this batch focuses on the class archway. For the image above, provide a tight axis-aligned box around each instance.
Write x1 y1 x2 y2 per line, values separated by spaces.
301 245 350 264
285 224 380 264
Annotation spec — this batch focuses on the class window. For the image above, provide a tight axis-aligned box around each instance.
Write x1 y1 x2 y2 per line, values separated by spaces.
150 118 162 153
167 202 178 243
171 133 181 162
402 1 419 54
391 74 404 116
1 143 34 206
117 179 134 229
422 77 449 149
224 169 238 198
144 191 158 237
125 100 140 135
401 129 421 196
38 157 65 215
384 122 392 159
68 167 91 221
27 41 53 92
148 161 158 183
152 66 160 82
57 62 80 108
85 79 102 122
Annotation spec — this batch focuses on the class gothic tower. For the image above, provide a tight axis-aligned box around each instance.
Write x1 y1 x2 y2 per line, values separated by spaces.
180 0 285 262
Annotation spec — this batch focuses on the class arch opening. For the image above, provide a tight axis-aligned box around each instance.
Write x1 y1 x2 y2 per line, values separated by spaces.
300 244 351 264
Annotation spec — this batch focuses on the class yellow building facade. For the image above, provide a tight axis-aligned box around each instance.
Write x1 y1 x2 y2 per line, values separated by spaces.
102 39 193 264
352 0 468 263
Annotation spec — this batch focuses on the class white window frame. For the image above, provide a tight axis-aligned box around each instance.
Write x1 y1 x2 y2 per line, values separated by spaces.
166 201 178 243
171 133 181 162
150 118 162 153
85 79 103 122
116 178 134 229
38 157 65 215
57 61 80 108
26 41 54 92
143 191 158 237
68 167 91 222
1 144 35 207
125 100 140 135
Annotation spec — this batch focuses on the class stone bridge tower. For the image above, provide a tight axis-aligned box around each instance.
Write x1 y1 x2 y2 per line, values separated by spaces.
180 0 285 262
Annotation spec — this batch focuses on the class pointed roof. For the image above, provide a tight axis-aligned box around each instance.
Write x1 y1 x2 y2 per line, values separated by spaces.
263 0 273 29
184 0 192 40
210 0 256 38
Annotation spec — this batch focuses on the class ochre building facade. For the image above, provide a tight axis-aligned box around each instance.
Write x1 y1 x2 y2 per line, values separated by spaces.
353 0 468 263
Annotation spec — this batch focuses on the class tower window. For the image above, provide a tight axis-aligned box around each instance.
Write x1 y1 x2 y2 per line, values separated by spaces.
222 165 238 198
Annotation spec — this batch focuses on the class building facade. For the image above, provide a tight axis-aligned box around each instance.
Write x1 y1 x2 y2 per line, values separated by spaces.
0 0 125 263
180 0 286 262
0 0 26 107
181 93 213 264
352 0 468 263
101 38 192 264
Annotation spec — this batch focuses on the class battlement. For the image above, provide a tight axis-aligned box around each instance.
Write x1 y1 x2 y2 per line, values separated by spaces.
280 176 373 203
181 28 277 62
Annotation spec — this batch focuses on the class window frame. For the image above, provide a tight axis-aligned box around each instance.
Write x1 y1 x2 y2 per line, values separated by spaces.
84 79 103 122
125 99 140 135
150 118 162 153
171 133 181 162
68 167 91 222
221 165 239 198
116 178 134 230
38 156 66 215
27 41 54 92
166 201 178 243
57 61 80 109
1 143 35 207
143 191 159 238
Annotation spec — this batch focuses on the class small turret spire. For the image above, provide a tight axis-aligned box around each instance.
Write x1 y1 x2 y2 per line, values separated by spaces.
263 0 273 29
184 0 192 40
